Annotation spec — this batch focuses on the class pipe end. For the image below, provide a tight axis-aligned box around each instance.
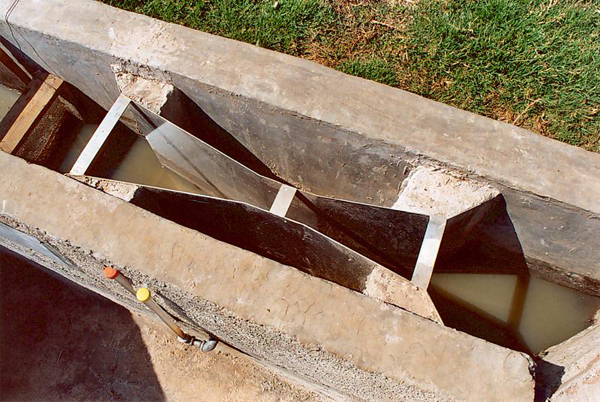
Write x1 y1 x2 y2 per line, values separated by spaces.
104 266 119 279
136 288 151 302
201 338 218 352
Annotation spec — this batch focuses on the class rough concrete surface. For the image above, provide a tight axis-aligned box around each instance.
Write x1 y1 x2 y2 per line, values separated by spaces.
0 0 597 399
113 63 173 114
0 0 597 294
0 152 535 401
3 0 595 213
0 247 322 402
537 318 600 401
392 166 499 218
363 265 442 323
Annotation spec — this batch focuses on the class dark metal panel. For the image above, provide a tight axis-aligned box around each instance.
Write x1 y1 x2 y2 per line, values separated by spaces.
288 193 429 278
438 196 501 262
130 186 375 292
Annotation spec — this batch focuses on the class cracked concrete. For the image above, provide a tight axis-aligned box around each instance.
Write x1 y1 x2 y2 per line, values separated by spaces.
537 316 600 401
392 166 499 218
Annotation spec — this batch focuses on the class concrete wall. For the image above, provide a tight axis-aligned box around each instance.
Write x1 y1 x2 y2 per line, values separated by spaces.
536 317 600 401
0 0 597 294
0 151 535 401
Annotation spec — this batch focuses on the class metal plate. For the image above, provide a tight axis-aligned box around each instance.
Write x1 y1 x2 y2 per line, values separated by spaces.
120 101 492 279
129 186 375 292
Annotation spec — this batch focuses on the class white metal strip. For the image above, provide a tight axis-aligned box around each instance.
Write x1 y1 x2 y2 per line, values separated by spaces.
411 215 447 289
269 184 297 217
70 94 130 175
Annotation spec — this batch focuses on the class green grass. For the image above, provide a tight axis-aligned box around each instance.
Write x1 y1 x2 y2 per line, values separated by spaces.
339 57 399 86
404 0 600 150
100 0 600 152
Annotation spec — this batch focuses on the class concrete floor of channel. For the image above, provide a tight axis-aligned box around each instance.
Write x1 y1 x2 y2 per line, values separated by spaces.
0 248 321 402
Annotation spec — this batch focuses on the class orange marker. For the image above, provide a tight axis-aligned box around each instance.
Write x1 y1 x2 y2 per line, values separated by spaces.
104 266 135 295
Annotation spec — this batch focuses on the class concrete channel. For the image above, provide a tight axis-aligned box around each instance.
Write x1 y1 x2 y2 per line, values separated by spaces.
0 0 599 400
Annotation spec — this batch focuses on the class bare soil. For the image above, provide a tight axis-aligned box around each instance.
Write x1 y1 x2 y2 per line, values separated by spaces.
0 247 322 402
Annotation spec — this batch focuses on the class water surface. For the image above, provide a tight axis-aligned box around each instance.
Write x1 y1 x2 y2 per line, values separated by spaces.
0 85 20 120
431 273 600 354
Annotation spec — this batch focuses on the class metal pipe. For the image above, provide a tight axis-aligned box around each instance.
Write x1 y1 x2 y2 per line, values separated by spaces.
104 272 218 352
136 287 188 340
201 338 218 352
104 266 136 295
178 335 218 352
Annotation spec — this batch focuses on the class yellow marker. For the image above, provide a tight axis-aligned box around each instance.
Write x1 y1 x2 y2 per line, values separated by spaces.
136 288 151 302
136 287 187 340
135 287 218 352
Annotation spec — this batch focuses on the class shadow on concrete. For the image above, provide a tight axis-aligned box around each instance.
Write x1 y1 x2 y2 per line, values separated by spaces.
0 246 165 401
0 36 43 79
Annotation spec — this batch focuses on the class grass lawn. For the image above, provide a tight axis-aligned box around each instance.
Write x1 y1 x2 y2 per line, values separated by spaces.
100 0 600 152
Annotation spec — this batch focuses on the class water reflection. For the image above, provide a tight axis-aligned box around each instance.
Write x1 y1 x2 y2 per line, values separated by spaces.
430 272 600 354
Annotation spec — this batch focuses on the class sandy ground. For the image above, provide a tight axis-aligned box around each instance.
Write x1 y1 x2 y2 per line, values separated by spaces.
0 247 322 402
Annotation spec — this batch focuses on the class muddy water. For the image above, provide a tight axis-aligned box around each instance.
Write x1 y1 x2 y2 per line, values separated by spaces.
58 124 99 172
55 116 600 356
59 124 201 193
431 273 600 354
104 136 201 193
0 85 20 120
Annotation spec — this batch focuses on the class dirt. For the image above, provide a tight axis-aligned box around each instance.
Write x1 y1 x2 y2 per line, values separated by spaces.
0 247 323 402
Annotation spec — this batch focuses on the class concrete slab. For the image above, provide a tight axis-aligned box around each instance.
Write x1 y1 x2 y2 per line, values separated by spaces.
0 248 322 402
128 101 439 279
68 175 442 323
0 151 535 401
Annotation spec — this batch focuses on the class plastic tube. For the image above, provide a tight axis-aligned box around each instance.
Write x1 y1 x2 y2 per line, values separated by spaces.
136 287 188 340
